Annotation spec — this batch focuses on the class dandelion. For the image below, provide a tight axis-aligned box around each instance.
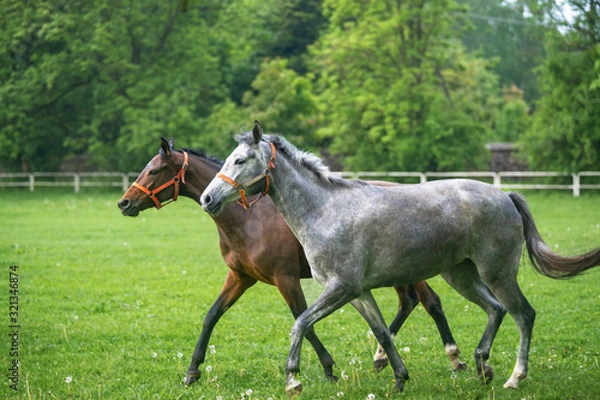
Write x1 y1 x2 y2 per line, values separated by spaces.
177 352 183 358
337 391 344 397
210 345 217 355
216 397 223 400
65 376 73 396
349 358 356 365
206 365 213 373
403 347 410 353
246 389 253 397
341 370 348 380
366 394 375 400
152 352 158 358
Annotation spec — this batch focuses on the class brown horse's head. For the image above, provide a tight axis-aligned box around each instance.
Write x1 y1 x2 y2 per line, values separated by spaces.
118 138 188 216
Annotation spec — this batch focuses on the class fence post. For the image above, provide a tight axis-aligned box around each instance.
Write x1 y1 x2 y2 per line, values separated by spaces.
493 173 501 188
572 173 580 197
29 174 34 192
74 174 80 193
122 174 129 192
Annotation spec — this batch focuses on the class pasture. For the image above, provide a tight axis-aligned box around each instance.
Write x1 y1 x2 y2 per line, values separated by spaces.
1 189 599 399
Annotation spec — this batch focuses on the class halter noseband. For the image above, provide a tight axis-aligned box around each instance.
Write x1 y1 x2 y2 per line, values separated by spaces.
216 142 277 210
132 152 189 210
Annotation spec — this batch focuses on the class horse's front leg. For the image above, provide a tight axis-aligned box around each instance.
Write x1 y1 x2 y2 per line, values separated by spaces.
286 283 358 396
274 275 337 381
185 271 256 385
351 291 409 393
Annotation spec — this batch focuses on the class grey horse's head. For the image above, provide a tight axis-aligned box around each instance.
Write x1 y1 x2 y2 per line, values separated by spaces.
201 121 274 215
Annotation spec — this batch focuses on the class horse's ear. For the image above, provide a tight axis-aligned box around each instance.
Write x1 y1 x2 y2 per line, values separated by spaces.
252 120 262 144
160 138 171 156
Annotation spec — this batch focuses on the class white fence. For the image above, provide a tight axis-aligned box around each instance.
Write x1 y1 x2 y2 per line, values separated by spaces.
1 171 600 197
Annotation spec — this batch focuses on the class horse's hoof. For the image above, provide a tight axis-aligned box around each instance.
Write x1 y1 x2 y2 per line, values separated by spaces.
479 364 493 383
394 377 405 392
454 361 468 371
285 380 302 398
373 357 389 372
327 373 339 382
184 370 201 386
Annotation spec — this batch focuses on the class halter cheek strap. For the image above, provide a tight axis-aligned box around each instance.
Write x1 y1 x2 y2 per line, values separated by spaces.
132 152 189 210
216 142 276 210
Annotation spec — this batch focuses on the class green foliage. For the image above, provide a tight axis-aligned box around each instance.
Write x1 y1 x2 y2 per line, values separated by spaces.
459 0 545 102
0 0 598 173
1 190 599 398
520 1 600 172
311 0 495 171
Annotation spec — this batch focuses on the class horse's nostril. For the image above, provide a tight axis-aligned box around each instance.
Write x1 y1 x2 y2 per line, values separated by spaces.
118 198 131 210
201 194 212 206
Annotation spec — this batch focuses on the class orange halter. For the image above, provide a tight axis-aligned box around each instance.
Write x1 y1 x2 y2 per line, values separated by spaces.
132 152 189 210
216 142 276 210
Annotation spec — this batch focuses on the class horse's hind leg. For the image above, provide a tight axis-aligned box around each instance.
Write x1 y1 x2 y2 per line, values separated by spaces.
442 261 506 383
275 276 336 381
485 278 535 388
373 285 419 372
413 281 467 371
351 290 409 392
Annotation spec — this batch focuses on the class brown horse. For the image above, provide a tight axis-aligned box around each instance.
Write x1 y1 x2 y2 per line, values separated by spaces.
117 138 466 385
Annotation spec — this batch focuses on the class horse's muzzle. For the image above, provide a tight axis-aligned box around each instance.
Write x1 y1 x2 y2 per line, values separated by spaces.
117 198 140 217
200 193 223 216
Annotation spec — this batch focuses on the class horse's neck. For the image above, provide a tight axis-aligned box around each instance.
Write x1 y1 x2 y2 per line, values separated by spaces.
179 157 219 205
181 156 252 230
268 155 331 242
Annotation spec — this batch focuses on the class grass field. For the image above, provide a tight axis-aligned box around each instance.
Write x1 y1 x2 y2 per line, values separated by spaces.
1 189 599 399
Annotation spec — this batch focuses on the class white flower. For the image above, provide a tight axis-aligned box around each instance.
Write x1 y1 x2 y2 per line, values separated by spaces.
367 394 375 400
152 352 158 358
177 352 183 358
246 389 253 396
206 365 213 372
210 345 217 354
337 391 344 397
341 370 348 380
403 347 410 353
65 376 73 384
216 397 223 400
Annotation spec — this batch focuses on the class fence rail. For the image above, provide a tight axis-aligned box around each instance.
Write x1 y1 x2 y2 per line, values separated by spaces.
1 171 600 197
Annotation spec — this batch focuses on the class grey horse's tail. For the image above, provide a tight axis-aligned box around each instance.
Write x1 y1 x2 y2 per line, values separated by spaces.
509 192 600 279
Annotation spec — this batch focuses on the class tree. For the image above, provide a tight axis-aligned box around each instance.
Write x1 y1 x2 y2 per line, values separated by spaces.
520 0 600 171
309 0 500 172
203 58 319 157
0 0 232 172
459 0 545 102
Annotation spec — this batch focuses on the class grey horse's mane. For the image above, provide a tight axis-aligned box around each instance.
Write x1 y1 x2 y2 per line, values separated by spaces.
236 131 360 188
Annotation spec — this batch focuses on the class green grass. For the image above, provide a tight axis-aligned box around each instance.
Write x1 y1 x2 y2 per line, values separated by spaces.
1 189 599 399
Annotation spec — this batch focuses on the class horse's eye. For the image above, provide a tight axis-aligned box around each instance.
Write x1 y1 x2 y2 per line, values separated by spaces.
149 170 158 175
234 158 245 165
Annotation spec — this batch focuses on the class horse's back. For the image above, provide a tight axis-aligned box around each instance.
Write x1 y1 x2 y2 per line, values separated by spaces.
308 179 525 288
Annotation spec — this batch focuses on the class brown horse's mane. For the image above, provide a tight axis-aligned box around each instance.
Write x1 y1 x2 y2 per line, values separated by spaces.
172 147 224 168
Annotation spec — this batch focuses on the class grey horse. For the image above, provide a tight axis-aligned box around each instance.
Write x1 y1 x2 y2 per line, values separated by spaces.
201 121 600 395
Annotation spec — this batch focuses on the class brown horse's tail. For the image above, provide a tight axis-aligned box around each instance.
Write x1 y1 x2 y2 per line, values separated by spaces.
509 192 600 279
